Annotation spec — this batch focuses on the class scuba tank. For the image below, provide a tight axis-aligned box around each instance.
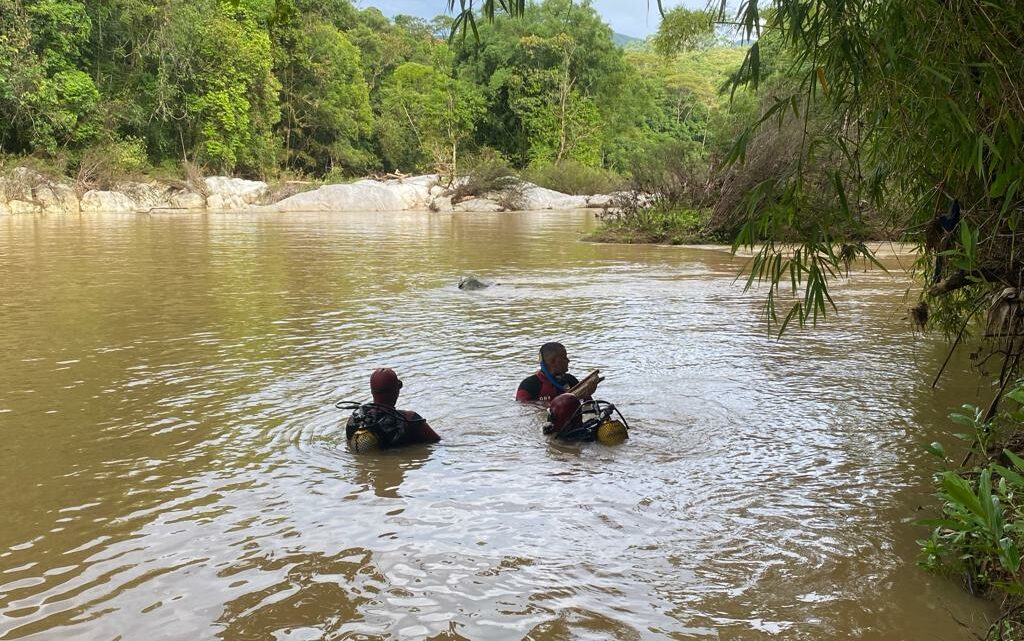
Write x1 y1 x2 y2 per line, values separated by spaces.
335 401 425 452
549 397 630 445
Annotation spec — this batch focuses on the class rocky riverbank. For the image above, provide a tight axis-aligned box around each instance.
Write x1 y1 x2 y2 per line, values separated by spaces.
0 168 614 215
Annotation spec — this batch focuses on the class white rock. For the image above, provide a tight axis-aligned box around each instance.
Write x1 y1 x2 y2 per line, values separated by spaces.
0 201 9 215
429 185 446 198
167 190 206 210
273 176 436 212
204 176 267 210
430 195 454 212
116 183 169 210
586 194 614 208
520 185 589 210
2 168 52 203
403 174 440 188
34 183 80 214
0 178 28 203
80 190 138 213
453 197 503 212
7 199 40 215
610 190 655 207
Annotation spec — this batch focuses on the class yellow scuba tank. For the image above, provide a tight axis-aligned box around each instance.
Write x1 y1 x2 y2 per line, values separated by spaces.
349 429 381 453
595 419 628 445
554 399 630 445
336 400 420 453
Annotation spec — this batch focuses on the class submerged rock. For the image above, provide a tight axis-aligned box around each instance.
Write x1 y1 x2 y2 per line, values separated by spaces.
458 276 492 290
430 195 455 212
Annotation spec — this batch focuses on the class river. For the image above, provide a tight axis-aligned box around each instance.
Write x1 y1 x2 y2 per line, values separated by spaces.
0 211 995 640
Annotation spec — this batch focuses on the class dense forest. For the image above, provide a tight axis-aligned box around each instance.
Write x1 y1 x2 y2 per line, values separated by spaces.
0 0 750 195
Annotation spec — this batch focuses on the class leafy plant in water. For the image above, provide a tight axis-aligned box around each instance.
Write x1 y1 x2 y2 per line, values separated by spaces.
921 382 1024 608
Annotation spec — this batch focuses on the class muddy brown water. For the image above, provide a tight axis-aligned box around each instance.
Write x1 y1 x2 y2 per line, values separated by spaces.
0 211 997 640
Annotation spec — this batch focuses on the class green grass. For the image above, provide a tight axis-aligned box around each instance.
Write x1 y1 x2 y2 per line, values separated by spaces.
583 207 718 245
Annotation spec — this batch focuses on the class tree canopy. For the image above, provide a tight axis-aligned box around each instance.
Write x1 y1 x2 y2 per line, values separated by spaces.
0 0 743 186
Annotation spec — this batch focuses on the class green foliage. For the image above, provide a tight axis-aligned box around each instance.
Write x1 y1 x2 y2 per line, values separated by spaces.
920 382 1024 609
273 12 375 174
0 0 740 188
450 0 650 171
524 159 622 195
0 0 100 154
504 32 602 166
74 136 149 190
587 205 713 245
379 58 484 177
186 3 280 173
694 0 1024 339
451 147 521 201
650 7 714 57
346 9 439 95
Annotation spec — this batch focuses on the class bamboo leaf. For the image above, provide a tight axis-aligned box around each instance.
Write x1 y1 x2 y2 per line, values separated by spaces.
815 67 829 97
833 171 849 218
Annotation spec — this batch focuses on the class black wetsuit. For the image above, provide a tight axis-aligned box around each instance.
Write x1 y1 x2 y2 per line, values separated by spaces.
516 371 579 402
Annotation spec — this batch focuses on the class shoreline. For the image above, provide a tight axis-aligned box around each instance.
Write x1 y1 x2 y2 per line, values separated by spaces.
0 168 615 216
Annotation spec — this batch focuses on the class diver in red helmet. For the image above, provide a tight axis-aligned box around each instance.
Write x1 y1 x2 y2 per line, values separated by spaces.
545 392 630 444
344 369 440 449
545 393 584 436
516 342 602 402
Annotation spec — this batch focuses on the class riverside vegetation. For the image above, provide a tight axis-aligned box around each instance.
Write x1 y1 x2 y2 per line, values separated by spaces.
0 0 751 226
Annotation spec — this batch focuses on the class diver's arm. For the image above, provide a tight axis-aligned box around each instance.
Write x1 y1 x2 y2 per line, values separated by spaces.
401 410 441 443
417 421 441 443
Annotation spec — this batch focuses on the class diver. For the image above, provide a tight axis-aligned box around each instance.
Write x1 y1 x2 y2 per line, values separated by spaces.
516 342 602 402
338 368 441 452
545 392 629 445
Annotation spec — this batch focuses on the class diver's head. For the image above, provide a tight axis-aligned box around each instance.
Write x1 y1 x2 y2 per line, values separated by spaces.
540 342 569 376
546 393 582 435
370 368 403 407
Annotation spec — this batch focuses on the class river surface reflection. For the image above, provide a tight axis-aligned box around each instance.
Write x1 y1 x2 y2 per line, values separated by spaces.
0 211 995 640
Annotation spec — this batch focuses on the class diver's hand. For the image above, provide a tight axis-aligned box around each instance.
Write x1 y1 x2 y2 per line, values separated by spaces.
569 370 603 399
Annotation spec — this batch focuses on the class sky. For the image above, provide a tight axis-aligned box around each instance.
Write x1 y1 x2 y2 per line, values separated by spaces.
357 1 708 39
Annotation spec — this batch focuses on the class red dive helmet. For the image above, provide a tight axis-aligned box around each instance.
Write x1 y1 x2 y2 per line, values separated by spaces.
546 393 582 435
370 368 403 406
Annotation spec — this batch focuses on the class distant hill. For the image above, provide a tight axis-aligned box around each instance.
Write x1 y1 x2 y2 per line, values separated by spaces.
612 32 644 47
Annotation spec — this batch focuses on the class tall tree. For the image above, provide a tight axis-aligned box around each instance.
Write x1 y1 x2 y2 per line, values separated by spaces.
271 3 374 174
378 58 484 177
0 0 100 154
